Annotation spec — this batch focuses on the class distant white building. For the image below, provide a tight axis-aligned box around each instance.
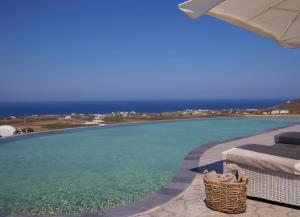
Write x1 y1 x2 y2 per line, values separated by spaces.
192 109 209 115
82 121 106 126
64 116 72 120
0 125 16 137
93 119 104 123
245 109 259 112
182 109 193 115
94 114 104 120
120 112 129 118
271 110 280 115
82 114 105 125
280 110 290 114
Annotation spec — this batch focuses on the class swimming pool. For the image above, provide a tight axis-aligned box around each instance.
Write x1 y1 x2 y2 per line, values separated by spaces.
0 118 299 215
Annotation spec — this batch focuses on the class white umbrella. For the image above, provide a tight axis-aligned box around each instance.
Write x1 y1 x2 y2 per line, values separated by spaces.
178 0 300 48
0 125 16 137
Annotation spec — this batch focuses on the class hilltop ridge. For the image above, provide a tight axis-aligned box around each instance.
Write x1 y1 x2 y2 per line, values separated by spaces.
266 99 300 114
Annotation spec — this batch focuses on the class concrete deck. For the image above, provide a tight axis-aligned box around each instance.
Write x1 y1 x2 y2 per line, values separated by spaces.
134 124 300 217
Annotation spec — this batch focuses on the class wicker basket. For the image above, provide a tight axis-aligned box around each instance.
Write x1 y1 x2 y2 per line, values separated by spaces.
203 170 248 214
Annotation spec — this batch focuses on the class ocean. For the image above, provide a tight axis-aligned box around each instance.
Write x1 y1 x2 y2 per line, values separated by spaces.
0 99 288 117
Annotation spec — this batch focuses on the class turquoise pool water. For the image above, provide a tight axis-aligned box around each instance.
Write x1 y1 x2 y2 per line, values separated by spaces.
0 118 299 215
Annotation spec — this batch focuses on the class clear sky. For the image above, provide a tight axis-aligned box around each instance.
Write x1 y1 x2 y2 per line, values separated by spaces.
0 0 299 102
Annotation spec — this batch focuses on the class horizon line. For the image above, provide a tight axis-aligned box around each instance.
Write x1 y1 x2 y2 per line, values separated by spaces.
0 98 294 103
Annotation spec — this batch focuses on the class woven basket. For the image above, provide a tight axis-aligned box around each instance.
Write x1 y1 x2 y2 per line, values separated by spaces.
203 170 248 214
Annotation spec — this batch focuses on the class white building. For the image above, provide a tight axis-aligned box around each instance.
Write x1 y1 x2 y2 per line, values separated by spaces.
94 114 104 120
271 110 280 115
245 109 259 112
280 110 290 114
120 112 129 118
0 125 17 137
192 109 209 115
82 121 106 126
182 109 193 115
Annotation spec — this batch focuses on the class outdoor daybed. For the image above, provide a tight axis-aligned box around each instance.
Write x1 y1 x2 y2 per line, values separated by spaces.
222 132 300 207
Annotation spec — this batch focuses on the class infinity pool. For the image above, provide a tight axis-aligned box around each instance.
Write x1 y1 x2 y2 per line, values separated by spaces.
0 118 299 215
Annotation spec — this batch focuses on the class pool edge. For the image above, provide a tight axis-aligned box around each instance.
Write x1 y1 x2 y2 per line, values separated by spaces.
0 116 288 142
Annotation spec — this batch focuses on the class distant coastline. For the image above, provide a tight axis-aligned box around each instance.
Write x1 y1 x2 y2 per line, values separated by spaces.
1 99 299 136
2 115 300 141
1 110 300 135
0 99 289 117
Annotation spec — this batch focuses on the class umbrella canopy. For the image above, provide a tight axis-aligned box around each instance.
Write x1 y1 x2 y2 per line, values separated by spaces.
178 0 300 48
0 125 16 137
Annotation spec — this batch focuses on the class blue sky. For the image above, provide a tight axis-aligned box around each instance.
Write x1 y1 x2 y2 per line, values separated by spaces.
0 0 299 102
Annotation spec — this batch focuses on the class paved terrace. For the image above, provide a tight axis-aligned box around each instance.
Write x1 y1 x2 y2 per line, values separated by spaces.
133 124 300 217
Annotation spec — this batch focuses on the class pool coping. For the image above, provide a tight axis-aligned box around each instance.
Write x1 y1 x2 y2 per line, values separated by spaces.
0 117 239 142
1 122 300 217
0 116 291 142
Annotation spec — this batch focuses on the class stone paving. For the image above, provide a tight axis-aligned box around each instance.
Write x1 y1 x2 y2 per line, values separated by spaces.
134 124 300 217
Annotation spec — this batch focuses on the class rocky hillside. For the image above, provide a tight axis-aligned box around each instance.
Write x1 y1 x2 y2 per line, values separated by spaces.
266 99 300 114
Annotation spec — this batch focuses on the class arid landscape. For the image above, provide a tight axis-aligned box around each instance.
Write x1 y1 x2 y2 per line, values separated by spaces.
1 99 299 134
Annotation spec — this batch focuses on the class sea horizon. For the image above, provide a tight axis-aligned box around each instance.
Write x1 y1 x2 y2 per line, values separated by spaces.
0 99 290 117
